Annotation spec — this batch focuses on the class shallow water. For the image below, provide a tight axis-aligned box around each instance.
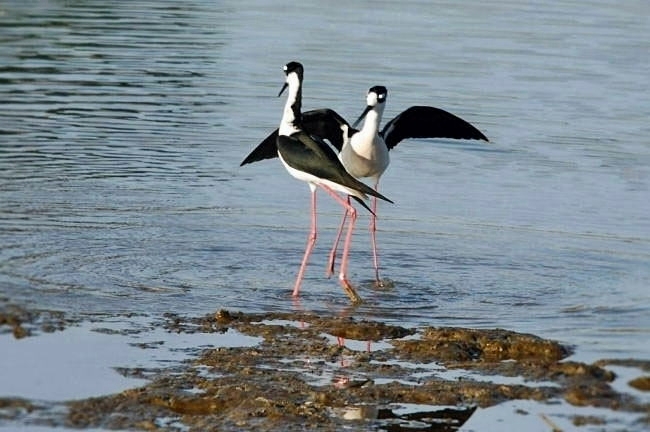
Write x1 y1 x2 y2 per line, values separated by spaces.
1 0 649 419
0 317 261 401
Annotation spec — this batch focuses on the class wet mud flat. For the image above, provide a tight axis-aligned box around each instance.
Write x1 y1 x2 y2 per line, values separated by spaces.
1 306 649 431
0 302 72 339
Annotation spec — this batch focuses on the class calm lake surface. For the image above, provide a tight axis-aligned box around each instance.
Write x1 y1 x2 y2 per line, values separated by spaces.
1 0 649 372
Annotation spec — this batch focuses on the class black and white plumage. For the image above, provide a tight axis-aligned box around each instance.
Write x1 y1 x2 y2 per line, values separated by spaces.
240 108 351 166
253 61 393 303
329 86 489 285
242 84 488 285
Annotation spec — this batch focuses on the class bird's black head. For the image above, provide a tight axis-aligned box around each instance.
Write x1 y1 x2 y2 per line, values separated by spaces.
283 61 304 78
352 85 388 127
368 85 388 104
279 61 304 97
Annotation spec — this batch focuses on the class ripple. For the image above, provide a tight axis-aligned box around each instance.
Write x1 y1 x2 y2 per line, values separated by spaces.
1 0 649 375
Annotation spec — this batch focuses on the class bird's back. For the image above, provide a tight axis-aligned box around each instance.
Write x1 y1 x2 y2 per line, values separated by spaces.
277 132 392 203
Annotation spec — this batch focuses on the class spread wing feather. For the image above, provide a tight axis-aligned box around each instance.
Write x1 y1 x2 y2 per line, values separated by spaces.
381 106 488 150
240 108 354 166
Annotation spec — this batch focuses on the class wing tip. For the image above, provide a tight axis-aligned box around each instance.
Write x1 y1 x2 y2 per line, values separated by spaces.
366 186 393 204
476 131 490 142
350 195 374 215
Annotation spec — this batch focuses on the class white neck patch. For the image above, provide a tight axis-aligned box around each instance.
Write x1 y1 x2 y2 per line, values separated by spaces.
279 72 302 136
366 92 379 106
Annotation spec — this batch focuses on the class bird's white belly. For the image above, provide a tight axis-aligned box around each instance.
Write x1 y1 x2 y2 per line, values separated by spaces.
339 137 390 179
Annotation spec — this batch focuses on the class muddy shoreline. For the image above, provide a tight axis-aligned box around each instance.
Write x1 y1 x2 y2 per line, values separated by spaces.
1 304 649 431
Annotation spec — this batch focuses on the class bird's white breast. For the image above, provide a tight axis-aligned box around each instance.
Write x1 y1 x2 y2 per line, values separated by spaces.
339 130 390 180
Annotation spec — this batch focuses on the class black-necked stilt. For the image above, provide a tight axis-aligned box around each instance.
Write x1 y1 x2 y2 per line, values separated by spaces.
242 85 488 286
327 86 488 285
260 61 393 303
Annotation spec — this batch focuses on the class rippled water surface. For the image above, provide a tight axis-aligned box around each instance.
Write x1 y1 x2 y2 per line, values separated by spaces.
1 0 649 367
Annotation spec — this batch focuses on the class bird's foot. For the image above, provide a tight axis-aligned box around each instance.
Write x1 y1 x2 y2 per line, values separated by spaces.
339 276 362 304
373 278 395 289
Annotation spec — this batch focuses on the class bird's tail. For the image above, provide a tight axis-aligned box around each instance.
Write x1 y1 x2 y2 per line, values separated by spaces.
352 178 393 204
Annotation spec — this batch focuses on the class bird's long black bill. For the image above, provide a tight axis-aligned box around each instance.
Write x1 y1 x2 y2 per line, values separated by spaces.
352 105 372 128
278 82 288 97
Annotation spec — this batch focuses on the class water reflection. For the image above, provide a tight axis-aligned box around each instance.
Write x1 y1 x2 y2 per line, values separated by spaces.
334 404 477 431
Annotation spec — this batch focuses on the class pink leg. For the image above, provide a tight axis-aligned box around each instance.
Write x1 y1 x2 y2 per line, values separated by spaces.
339 205 357 288
292 188 318 297
370 181 383 286
326 198 350 278
318 187 362 304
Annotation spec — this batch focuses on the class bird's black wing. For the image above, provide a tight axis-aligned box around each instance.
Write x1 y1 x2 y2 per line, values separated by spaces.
240 108 355 167
381 106 489 150
277 132 393 205
301 108 355 152
240 129 278 166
